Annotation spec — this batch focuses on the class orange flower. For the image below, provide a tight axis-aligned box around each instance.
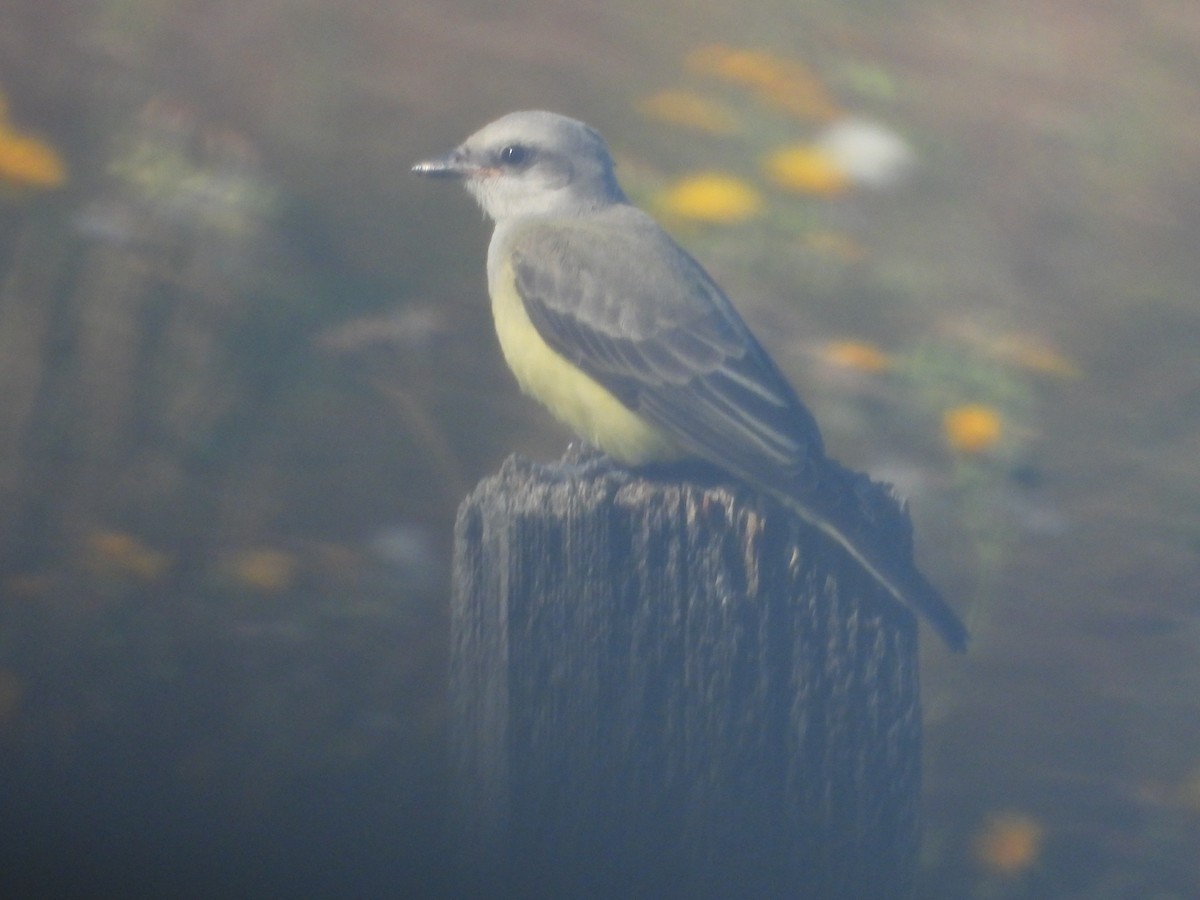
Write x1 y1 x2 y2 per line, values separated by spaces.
942 403 1003 455
820 339 891 373
230 549 297 593
685 45 841 122
636 90 738 134
0 126 66 188
990 335 1081 379
85 531 171 582
0 87 66 189
972 812 1044 876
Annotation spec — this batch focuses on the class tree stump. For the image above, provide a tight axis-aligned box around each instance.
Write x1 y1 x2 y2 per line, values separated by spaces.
450 447 921 899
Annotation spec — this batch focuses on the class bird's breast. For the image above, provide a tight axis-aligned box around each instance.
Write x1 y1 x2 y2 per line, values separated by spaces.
489 258 681 465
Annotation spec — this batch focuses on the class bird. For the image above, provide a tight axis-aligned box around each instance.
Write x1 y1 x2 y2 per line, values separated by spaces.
412 110 968 651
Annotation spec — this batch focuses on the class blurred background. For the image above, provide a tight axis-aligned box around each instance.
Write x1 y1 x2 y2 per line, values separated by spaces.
0 0 1198 897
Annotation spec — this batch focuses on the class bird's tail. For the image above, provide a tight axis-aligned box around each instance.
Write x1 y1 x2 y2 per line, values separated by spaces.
774 464 969 653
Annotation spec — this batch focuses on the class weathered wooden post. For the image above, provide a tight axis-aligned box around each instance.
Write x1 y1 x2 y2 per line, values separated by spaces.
450 446 922 899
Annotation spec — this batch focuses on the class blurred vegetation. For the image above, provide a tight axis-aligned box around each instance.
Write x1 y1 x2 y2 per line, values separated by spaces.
0 0 1198 897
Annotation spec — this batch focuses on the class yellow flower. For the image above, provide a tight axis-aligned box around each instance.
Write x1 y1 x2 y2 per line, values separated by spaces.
942 403 1004 455
230 549 297 593
972 812 1044 877
85 531 171 582
657 172 763 224
820 340 891 373
636 90 737 134
685 45 841 122
763 144 850 197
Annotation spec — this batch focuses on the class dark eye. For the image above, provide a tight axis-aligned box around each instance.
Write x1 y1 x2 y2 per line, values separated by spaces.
499 144 531 166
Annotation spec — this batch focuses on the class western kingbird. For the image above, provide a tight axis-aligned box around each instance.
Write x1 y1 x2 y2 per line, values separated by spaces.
413 110 967 651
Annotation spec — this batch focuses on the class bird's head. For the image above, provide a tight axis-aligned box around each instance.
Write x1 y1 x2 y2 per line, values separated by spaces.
412 110 625 221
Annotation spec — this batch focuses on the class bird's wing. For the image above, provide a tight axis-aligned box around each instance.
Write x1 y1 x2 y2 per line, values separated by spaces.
510 214 969 652
509 215 825 488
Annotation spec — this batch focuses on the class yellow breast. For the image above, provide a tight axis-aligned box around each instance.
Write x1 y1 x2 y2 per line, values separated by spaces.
490 259 681 465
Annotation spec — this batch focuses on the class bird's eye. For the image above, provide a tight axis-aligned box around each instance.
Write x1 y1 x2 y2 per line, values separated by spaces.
499 144 531 166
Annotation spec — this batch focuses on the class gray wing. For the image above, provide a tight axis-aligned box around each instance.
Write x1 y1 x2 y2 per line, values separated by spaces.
509 215 826 488
511 214 969 652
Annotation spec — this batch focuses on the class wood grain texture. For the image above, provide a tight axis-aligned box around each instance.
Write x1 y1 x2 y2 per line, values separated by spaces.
451 448 921 899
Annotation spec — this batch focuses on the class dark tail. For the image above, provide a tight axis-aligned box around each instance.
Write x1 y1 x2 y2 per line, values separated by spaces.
773 468 969 652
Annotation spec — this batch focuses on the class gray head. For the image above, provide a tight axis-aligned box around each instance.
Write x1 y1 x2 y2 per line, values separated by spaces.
412 111 627 221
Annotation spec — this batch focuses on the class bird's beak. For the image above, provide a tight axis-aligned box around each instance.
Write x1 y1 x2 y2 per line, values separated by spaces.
411 151 476 179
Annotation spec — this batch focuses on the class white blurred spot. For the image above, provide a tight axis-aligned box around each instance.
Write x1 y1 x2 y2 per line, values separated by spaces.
815 117 916 190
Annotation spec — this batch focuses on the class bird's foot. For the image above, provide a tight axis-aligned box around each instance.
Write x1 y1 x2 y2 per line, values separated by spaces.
559 441 623 477
503 443 623 484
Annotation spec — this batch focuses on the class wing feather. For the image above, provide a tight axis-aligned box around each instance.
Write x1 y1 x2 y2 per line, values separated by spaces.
509 216 825 486
506 212 969 651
